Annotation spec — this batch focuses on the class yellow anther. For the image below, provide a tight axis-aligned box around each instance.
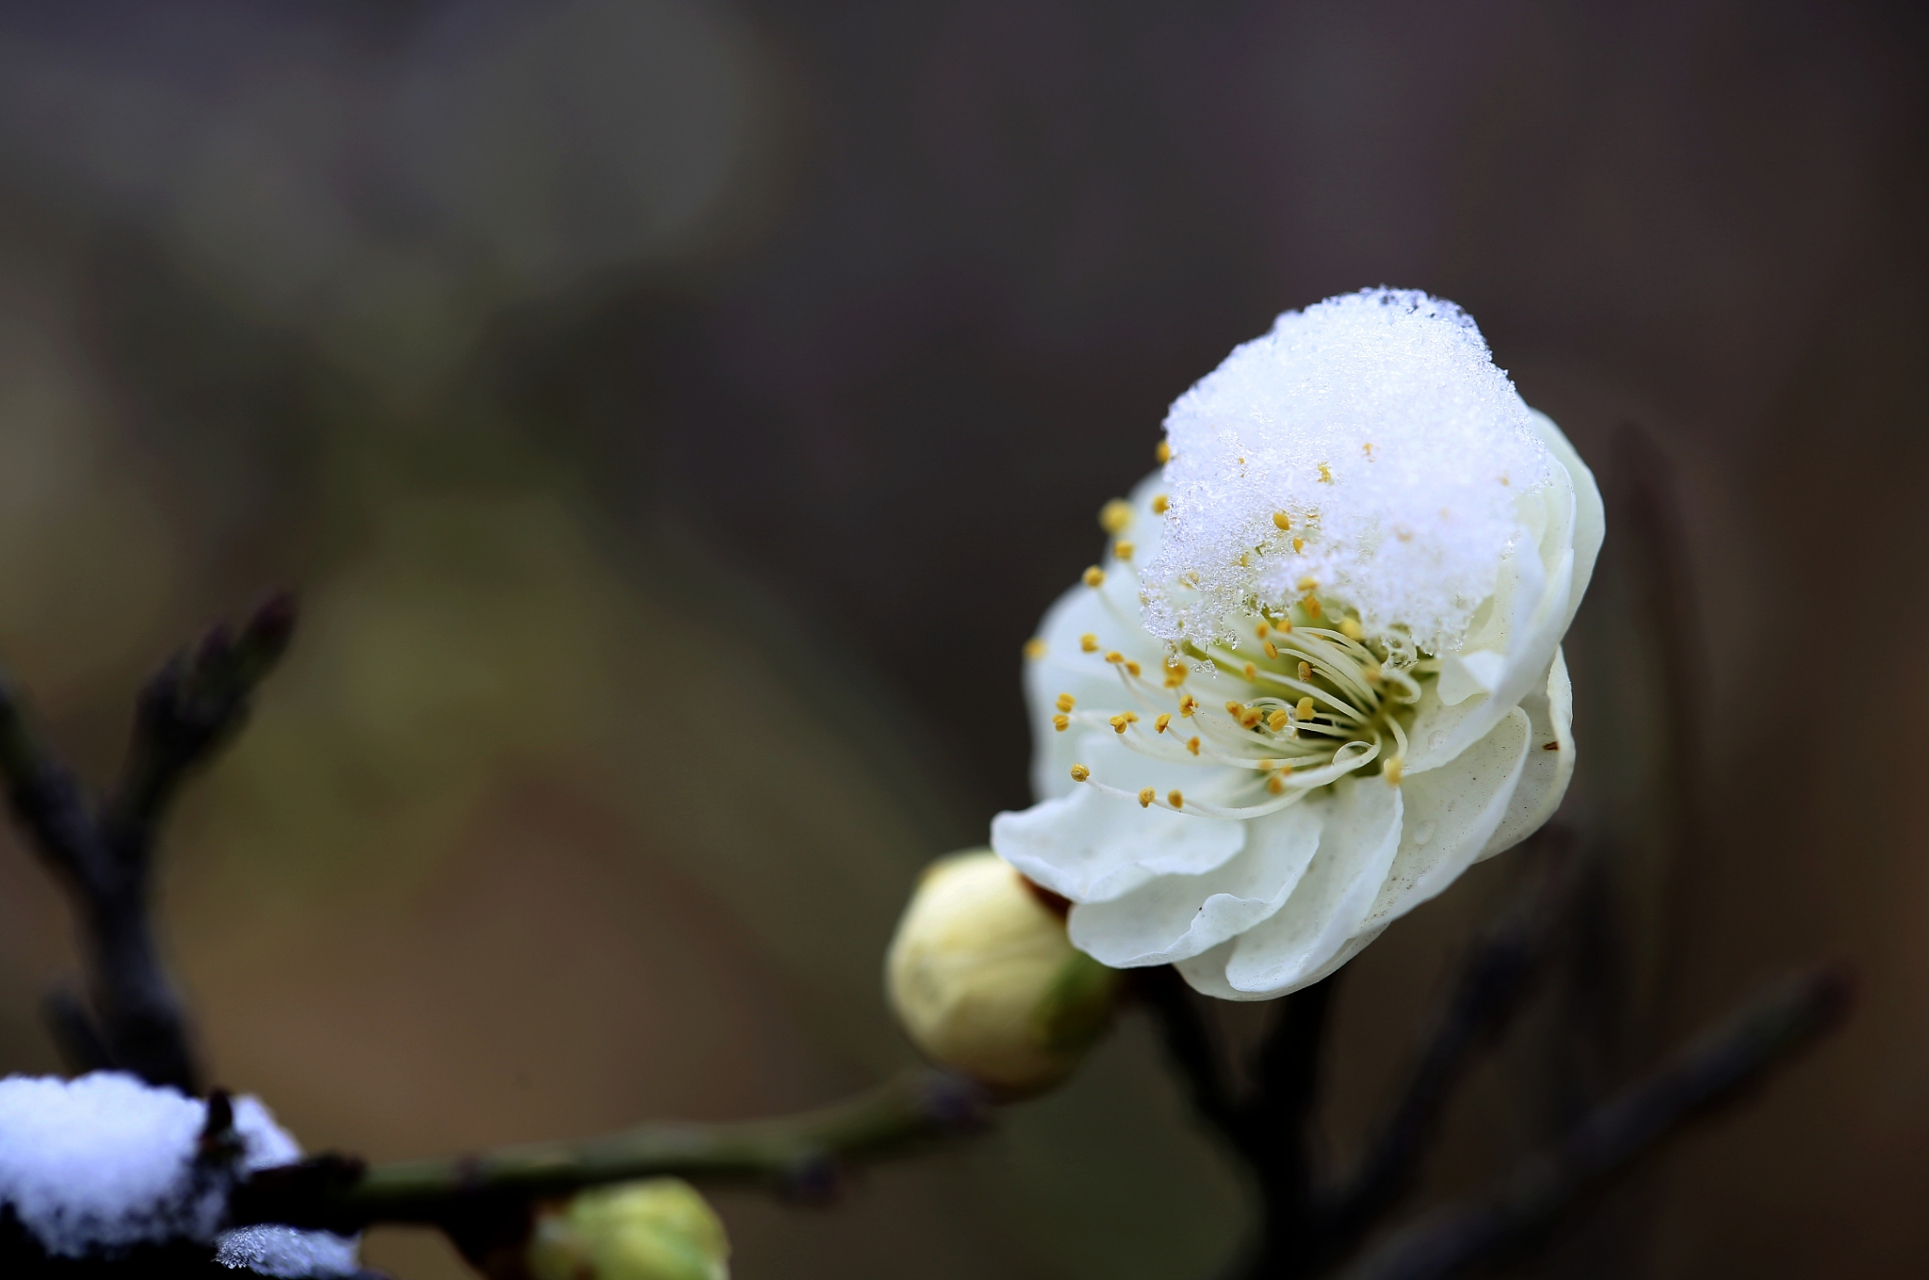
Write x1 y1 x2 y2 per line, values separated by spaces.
1292 536 1305 553
1240 708 1263 729
1267 709 1290 732
1099 498 1134 535
1055 692 1075 713
1105 650 1124 664
1115 541 1135 561
1052 713 1070 732
1138 787 1156 808
1384 758 1405 786
1363 441 1375 457
1179 694 1198 717
1295 696 1316 720
1186 736 1201 755
1274 616 1292 633
1163 659 1188 688
1297 576 1318 591
1083 565 1106 588
1070 764 1090 782
1109 712 1138 733
1256 621 1270 638
1266 767 1292 794
1023 637 1047 660
1124 711 1140 723
1363 663 1382 684
1298 661 1312 681
1272 511 1292 531
1155 441 1172 463
1151 493 1170 514
1318 462 1333 482
1155 712 1172 733
1339 618 1364 640
1243 662 1258 680
1080 633 1099 653
1167 790 1184 809
1125 660 1142 676
1304 595 1322 619
1226 700 1244 717
1263 640 1279 660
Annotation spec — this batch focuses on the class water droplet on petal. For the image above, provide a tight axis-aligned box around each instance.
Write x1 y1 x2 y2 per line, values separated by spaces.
1428 731 1447 751
1413 822 1436 847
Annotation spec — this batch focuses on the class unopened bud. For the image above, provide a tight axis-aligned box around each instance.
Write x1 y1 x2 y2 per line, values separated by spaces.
885 849 1120 1098
526 1178 729 1280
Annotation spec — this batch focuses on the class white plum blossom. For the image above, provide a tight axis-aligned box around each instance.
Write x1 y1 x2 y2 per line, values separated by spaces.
993 289 1604 1001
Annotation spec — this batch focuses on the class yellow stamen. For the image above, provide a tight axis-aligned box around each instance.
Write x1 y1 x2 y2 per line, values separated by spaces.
1267 773 1287 794
1155 712 1172 733
1023 637 1047 660
1099 499 1133 535
1339 618 1363 640
1167 790 1184 809
1115 541 1135 561
1384 758 1405 786
1243 662 1258 680
1274 617 1292 633
1083 565 1106 588
1267 709 1290 732
1080 633 1098 653
1263 640 1279 659
1363 663 1382 684
1363 442 1375 458
1272 511 1292 530
1298 660 1311 681
1225 700 1244 717
1304 595 1322 619
1179 694 1198 717
1292 536 1305 553
1052 713 1070 732
1110 714 1131 734
1125 659 1142 676
1318 462 1333 483
1256 621 1270 638
1155 441 1172 463
1138 787 1156 808
1295 696 1316 720
1070 764 1090 782
1055 692 1075 713
1105 650 1125 664
1163 659 1188 688
1151 493 1170 514
1240 708 1263 729
1297 575 1318 591
1186 736 1201 755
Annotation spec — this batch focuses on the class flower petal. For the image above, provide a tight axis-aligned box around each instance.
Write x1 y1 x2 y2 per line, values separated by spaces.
1195 777 1404 1000
1357 704 1531 933
993 746 1248 903
1067 803 1322 966
1528 410 1604 636
1475 647 1573 862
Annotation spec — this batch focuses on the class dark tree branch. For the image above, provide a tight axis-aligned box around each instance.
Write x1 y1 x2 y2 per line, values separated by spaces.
1315 831 1582 1254
226 1069 991 1236
0 594 296 1093
1331 966 1852 1280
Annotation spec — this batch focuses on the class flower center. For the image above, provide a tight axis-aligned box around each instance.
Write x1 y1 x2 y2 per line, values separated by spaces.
1052 537 1436 821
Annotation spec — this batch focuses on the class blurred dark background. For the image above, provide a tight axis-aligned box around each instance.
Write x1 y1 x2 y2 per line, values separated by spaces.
0 1 1924 1276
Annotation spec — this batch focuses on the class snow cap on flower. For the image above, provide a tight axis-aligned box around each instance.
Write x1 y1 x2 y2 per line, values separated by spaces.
1143 288 1554 654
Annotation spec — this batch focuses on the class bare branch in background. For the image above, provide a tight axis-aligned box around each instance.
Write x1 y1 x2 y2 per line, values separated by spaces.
0 594 296 1094
1332 966 1852 1280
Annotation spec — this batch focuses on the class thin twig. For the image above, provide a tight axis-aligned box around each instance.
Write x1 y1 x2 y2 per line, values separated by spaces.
227 1069 991 1235
1331 966 1853 1280
1314 831 1582 1255
0 594 296 1093
1138 965 1248 1155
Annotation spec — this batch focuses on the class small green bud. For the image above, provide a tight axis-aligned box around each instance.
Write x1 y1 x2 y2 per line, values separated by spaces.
886 848 1121 1098
526 1178 729 1280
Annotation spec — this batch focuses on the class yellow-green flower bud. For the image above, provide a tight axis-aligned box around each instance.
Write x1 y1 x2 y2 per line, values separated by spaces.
885 848 1121 1098
525 1178 729 1280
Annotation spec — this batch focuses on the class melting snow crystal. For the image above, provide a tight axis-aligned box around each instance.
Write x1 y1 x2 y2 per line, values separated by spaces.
1142 288 1553 655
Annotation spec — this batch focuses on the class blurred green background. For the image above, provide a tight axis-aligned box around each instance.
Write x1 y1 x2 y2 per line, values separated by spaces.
0 2 1924 1277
